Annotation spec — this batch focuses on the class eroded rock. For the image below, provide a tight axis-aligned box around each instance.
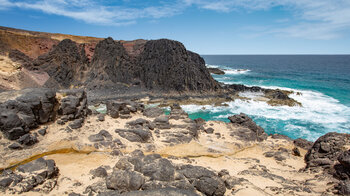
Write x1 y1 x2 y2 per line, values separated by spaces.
228 113 267 142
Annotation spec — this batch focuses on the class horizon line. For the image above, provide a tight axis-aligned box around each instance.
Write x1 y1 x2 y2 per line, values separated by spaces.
200 54 350 55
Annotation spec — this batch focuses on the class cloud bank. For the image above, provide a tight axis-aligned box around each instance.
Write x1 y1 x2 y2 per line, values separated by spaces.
1 0 350 39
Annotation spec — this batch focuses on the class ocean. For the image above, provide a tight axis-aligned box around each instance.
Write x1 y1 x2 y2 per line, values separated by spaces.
184 55 350 141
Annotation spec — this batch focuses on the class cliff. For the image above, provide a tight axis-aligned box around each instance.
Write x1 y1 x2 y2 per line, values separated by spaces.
0 26 220 93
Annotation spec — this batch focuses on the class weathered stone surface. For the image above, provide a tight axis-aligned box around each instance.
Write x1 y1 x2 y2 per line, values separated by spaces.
292 147 301 157
107 100 143 119
169 105 189 120
115 129 152 143
17 133 38 146
90 166 108 178
293 138 313 150
228 113 267 141
106 170 145 192
143 107 164 118
208 68 225 75
337 181 350 195
98 188 200 196
204 128 214 134
104 152 225 195
58 89 89 120
98 114 105 121
153 116 170 129
0 88 57 140
30 39 89 89
305 132 350 169
126 118 154 130
271 134 292 141
69 118 84 129
38 127 47 136
8 142 23 150
0 158 58 193
177 165 226 196
138 39 220 92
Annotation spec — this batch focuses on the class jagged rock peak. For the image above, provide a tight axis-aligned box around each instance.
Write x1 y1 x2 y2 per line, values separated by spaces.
138 39 220 92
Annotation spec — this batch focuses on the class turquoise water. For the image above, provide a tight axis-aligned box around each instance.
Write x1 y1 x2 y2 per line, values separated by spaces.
184 55 350 141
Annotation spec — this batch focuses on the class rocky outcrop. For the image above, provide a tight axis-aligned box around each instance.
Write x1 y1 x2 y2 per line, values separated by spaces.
5 32 219 93
0 158 58 194
100 151 226 196
208 68 225 75
56 89 90 126
303 132 350 194
305 132 350 169
31 39 89 89
107 100 144 119
0 88 90 140
228 113 267 142
0 88 57 140
138 39 220 92
226 84 301 107
85 38 137 89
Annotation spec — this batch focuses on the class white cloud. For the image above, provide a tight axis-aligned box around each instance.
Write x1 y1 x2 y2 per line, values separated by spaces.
1 0 350 39
185 0 350 39
1 0 183 25
0 0 12 9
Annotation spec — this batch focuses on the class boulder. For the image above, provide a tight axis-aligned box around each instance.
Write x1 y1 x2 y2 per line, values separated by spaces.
228 113 267 141
98 114 105 121
58 89 89 120
115 129 152 143
17 133 38 146
0 158 58 193
305 132 350 169
177 165 226 196
8 142 23 150
107 100 143 119
38 127 47 136
98 188 200 196
153 116 170 129
106 170 145 192
0 88 57 140
90 166 108 178
89 130 113 142
204 128 214 134
69 118 84 129
143 107 164 118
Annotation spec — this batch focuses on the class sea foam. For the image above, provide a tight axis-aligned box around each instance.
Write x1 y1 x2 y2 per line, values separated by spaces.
181 87 350 141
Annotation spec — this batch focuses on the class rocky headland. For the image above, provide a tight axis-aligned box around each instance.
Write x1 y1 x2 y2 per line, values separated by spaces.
0 26 300 107
0 26 347 195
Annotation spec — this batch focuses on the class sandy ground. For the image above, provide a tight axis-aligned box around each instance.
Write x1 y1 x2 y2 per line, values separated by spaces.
0 110 335 195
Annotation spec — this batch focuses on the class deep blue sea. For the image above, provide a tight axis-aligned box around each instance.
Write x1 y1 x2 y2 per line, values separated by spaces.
184 55 350 141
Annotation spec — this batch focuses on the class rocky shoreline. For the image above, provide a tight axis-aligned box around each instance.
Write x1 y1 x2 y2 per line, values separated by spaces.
1 26 349 195
0 89 349 195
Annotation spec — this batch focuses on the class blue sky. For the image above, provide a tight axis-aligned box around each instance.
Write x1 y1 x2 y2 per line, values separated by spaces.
0 0 350 54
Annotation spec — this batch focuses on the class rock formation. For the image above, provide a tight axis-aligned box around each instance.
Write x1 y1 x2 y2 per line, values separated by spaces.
0 88 89 143
137 39 220 92
0 26 220 93
207 68 225 75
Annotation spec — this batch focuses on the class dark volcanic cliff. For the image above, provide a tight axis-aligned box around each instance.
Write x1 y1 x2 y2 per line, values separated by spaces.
83 38 220 92
31 39 89 89
85 37 138 88
138 39 220 92
0 27 220 93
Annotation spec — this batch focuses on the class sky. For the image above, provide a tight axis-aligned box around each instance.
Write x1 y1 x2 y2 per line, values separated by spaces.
0 0 350 54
